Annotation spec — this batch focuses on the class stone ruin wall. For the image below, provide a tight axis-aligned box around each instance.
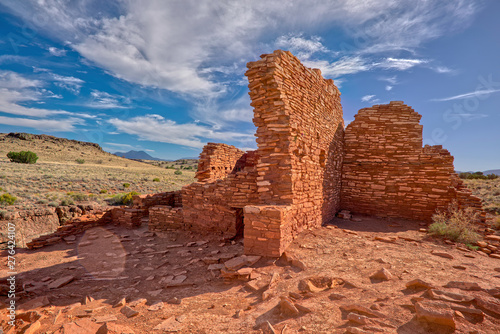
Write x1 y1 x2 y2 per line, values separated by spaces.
244 50 344 256
195 143 245 182
340 102 484 221
180 148 261 237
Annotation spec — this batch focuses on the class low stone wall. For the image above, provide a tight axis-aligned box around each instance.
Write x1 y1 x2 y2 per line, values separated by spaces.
243 205 293 257
26 212 112 249
132 191 182 210
149 206 184 231
110 208 146 229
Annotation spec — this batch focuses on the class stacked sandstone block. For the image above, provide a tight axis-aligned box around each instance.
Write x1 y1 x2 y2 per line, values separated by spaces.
132 191 182 210
341 101 484 221
110 208 145 229
149 206 184 231
195 143 245 182
244 50 344 255
182 150 260 238
243 205 293 257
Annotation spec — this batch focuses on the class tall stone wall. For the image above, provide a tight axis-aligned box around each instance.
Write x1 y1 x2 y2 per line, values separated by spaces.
195 143 245 182
341 101 483 221
244 50 344 256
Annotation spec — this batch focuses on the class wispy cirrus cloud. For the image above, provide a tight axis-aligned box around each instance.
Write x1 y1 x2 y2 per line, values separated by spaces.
432 89 500 101
86 90 131 109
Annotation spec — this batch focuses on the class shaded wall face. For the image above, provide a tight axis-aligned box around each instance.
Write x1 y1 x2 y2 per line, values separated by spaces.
244 50 344 256
341 101 482 221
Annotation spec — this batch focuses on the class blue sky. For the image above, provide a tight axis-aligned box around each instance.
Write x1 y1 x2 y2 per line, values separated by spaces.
0 0 498 171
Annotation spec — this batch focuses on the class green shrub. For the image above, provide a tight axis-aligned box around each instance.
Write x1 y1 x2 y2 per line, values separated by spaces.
48 201 58 207
174 170 182 175
110 191 140 205
7 151 38 164
429 202 481 244
60 198 74 206
123 183 130 188
96 159 103 164
75 158 85 164
153 178 160 182
37 199 48 205
68 192 88 202
0 193 17 205
100 189 108 194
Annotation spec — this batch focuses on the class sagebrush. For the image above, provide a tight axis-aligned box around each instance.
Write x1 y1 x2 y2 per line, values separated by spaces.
429 202 481 244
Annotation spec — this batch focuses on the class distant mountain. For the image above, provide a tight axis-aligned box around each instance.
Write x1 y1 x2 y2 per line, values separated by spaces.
484 169 500 176
114 150 162 161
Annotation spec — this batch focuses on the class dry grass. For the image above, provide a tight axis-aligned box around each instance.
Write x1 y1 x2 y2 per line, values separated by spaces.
429 201 481 244
463 178 500 214
0 133 196 212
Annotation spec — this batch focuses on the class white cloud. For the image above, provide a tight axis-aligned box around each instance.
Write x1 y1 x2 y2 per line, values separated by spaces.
0 71 41 89
361 94 376 102
305 56 370 78
48 47 67 57
378 57 428 71
0 115 81 131
86 90 131 109
379 75 398 85
385 85 393 91
108 114 254 148
432 89 500 102
276 34 329 60
51 74 84 94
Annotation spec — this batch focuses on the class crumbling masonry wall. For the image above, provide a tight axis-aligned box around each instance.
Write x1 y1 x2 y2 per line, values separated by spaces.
195 143 245 182
244 50 344 256
181 148 261 237
340 102 483 221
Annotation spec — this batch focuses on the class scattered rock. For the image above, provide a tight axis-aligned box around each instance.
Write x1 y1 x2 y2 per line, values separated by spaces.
298 276 343 293
207 263 224 270
427 289 474 303
245 278 269 292
153 316 182 331
329 293 346 301
295 303 313 314
48 275 75 289
485 235 500 242
148 301 164 311
475 296 500 316
98 323 135 334
431 250 454 259
94 315 118 323
340 304 386 318
113 298 126 308
260 321 277 334
345 327 369 334
370 268 392 281
280 298 300 317
415 301 455 329
347 312 370 325
18 296 50 310
22 320 41 334
82 295 94 305
120 306 139 318
444 281 482 291
406 279 434 290
128 298 147 307
167 297 182 305
374 236 397 244
55 318 102 334
452 265 466 270
450 305 484 320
